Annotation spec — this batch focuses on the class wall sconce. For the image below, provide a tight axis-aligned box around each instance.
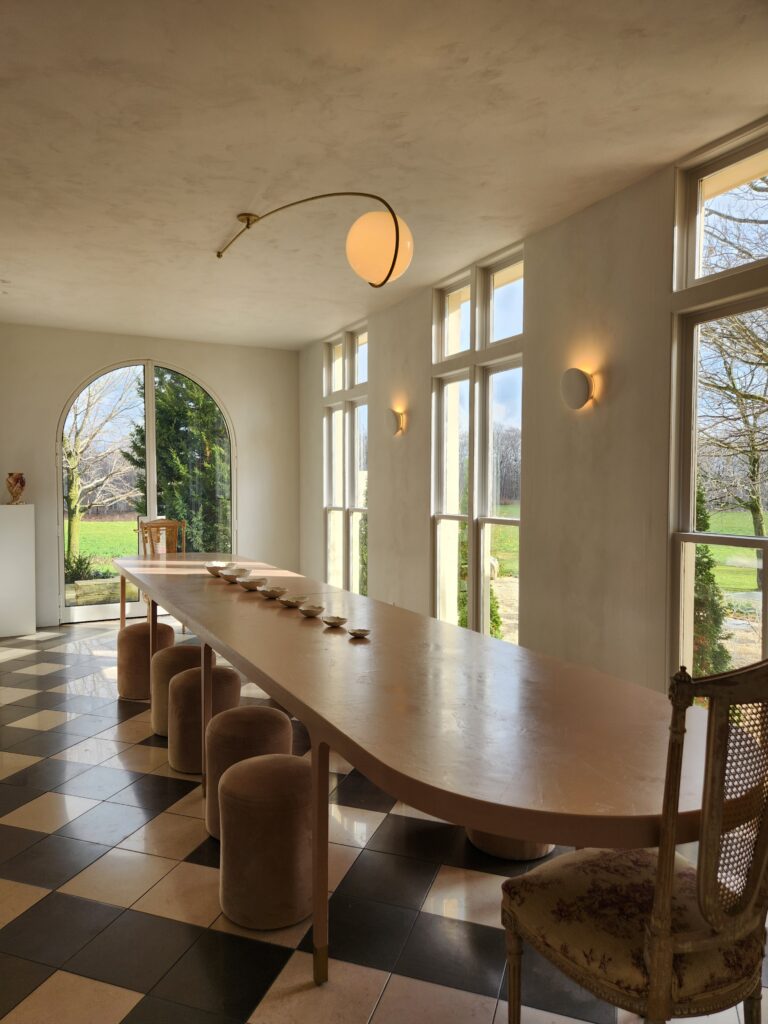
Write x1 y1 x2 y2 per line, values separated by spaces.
390 409 407 437
216 192 414 288
561 368 595 410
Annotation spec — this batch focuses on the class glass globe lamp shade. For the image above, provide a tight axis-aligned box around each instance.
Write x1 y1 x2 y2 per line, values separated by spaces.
345 211 413 285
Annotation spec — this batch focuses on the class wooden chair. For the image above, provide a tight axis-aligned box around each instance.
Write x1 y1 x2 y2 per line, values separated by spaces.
502 662 768 1024
138 518 187 631
139 518 186 556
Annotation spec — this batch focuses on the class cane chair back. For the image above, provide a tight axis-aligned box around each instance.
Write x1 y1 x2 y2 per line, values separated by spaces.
681 663 768 937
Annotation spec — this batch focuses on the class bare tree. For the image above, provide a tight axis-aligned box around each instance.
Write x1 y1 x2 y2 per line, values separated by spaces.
62 368 143 560
696 173 768 588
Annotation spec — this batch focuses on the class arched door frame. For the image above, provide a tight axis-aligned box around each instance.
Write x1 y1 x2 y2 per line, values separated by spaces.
56 358 238 623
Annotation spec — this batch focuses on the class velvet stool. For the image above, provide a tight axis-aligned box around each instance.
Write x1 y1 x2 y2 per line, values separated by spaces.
205 706 293 838
219 754 312 930
151 644 215 737
167 666 241 773
117 621 174 701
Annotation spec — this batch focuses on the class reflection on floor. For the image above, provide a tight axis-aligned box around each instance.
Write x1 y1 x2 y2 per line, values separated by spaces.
0 621 750 1023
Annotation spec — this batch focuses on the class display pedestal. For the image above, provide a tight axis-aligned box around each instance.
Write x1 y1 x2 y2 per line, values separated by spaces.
0 504 36 637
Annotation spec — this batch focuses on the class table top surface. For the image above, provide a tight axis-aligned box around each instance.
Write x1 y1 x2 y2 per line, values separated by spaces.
115 552 707 847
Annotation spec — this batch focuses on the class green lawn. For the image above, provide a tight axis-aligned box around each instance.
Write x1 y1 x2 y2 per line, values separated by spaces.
490 505 520 577
700 509 762 594
76 520 138 574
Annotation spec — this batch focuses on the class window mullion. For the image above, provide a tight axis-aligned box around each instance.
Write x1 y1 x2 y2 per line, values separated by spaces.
144 360 158 520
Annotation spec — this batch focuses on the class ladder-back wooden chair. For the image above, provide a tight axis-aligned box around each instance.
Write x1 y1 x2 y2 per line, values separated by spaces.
139 518 186 556
502 661 768 1024
138 518 188 632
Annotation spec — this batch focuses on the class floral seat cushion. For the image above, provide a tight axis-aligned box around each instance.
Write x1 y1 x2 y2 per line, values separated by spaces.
502 847 763 1006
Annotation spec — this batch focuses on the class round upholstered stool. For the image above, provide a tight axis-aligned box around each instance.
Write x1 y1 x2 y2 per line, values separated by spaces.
151 645 215 737
168 667 241 773
219 754 312 930
117 621 175 701
205 706 293 838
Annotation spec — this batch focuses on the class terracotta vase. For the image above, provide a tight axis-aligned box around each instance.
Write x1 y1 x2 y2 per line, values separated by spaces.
6 472 26 505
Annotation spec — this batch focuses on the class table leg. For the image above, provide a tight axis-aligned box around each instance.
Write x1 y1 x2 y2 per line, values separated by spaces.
311 739 330 985
119 576 126 629
149 600 158 657
200 643 213 796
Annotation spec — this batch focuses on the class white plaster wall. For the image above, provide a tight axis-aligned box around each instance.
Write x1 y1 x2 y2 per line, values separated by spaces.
299 167 678 691
519 167 676 692
298 340 325 583
0 323 299 626
366 291 434 614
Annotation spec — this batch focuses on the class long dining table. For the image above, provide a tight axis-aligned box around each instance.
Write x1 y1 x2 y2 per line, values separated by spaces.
114 552 707 985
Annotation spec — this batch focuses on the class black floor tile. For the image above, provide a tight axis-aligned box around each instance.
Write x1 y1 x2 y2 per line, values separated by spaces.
138 734 168 748
67 910 204 993
335 849 438 910
0 824 45 866
55 695 117 714
0 705 39 725
0 834 109 887
365 814 465 863
10 692 69 710
330 769 397 813
57 801 157 846
1 673 73 691
2 758 90 790
54 765 145 800
0 951 54 1017
0 784 45 817
0 892 120 967
50 714 120 737
520 942 616 1024
152 928 291 1018
6 730 84 757
393 911 507 998
108 775 197 811
121 996 242 1024
298 892 416 971
98 700 151 722
185 836 220 868
0 726 41 750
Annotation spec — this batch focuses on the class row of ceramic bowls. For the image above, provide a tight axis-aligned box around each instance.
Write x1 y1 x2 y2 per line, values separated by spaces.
204 562 370 639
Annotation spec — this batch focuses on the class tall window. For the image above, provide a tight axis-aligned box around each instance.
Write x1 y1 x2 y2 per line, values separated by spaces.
60 362 233 622
676 140 768 674
433 257 524 643
324 329 368 594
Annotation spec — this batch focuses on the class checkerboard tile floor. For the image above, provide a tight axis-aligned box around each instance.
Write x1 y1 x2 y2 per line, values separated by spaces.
0 622 753 1024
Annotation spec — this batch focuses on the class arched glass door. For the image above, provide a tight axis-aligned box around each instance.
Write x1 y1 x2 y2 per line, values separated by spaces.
60 361 234 622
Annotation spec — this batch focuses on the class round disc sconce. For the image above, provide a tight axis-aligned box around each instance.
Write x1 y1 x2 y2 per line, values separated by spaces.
561 368 594 410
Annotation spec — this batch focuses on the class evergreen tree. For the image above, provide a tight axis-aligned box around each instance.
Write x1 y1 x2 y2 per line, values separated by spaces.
124 369 232 552
693 483 731 676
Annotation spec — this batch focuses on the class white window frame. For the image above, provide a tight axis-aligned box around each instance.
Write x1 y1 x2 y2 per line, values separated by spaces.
432 249 525 638
671 123 768 673
323 329 368 591
676 124 768 292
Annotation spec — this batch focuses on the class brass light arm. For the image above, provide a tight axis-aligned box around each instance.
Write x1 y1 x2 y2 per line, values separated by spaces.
215 191 401 288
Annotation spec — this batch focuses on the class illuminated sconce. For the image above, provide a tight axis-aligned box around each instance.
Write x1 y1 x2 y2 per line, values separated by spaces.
390 409 407 436
561 368 595 410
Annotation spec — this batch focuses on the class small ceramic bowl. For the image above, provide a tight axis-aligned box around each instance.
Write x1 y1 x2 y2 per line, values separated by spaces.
298 605 324 618
348 628 371 639
278 595 307 608
322 616 348 628
205 561 236 577
219 565 249 583
236 576 268 591
259 586 288 600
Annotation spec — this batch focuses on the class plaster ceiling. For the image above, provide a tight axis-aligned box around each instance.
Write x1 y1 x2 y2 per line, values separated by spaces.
1 0 767 349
